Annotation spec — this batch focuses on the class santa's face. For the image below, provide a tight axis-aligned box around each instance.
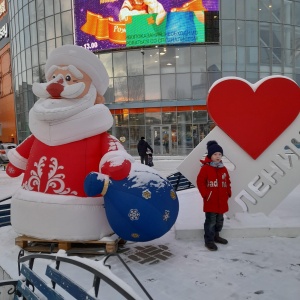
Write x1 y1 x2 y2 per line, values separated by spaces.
31 65 98 122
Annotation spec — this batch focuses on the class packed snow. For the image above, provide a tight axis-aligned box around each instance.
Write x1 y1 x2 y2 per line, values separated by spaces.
0 157 299 300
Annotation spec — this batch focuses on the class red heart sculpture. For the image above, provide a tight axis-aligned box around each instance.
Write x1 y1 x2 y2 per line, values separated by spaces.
207 76 300 159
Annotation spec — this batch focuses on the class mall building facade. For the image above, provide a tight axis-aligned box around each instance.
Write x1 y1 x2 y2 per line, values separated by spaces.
6 0 300 156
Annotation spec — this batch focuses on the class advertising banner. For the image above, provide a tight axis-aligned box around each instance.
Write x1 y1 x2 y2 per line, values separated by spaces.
74 0 219 52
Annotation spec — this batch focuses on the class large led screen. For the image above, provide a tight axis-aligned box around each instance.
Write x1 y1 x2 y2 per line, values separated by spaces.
74 0 219 52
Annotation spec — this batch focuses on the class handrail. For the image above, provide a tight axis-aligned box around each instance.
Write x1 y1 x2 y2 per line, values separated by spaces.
17 250 150 300
0 195 12 203
104 253 154 300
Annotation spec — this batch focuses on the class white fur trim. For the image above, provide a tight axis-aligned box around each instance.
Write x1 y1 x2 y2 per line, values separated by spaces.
99 150 135 169
31 84 97 122
29 104 113 146
11 188 113 240
7 149 28 170
45 45 109 96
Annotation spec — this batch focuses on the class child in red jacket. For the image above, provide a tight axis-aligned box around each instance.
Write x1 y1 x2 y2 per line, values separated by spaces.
197 140 232 251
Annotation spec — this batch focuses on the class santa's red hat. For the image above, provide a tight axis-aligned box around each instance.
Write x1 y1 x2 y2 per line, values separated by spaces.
45 45 109 96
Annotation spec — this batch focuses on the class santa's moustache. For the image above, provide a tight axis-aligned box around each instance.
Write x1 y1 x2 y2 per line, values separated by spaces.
31 76 97 122
33 74 87 99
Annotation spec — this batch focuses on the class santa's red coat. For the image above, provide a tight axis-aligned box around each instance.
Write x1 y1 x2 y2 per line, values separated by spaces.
12 133 124 197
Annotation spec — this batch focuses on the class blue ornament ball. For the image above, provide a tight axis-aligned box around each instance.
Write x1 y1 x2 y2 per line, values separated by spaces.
84 165 179 242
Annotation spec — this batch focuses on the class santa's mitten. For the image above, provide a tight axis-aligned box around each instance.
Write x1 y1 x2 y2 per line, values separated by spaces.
101 158 131 181
6 162 24 177
84 172 107 197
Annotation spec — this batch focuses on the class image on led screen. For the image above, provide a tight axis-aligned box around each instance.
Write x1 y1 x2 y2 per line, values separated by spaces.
74 0 219 52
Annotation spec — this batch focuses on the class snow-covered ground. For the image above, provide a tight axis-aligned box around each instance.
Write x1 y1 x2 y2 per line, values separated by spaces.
1 158 300 300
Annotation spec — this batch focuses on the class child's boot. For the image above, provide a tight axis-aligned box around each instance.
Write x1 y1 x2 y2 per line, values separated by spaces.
214 232 228 244
205 242 218 251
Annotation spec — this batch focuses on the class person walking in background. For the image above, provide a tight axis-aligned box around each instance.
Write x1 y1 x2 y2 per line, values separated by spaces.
137 136 153 165
196 140 232 251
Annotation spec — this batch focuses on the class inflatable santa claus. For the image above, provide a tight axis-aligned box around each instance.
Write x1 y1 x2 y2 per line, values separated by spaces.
6 45 134 241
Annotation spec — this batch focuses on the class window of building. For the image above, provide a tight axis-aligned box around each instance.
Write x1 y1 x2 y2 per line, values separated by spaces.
161 74 175 100
113 52 127 77
191 46 206 72
221 0 236 19
144 48 160 75
144 75 161 100
99 53 113 77
163 112 177 126
30 22 37 45
128 76 144 101
222 46 237 71
61 11 72 36
222 20 236 45
145 110 161 125
129 110 145 126
259 0 272 22
114 77 128 102
191 73 207 99
176 73 192 99
46 16 55 40
45 0 54 18
193 110 208 124
127 51 143 76
246 21 258 47
175 47 190 73
55 14 62 37
160 47 175 74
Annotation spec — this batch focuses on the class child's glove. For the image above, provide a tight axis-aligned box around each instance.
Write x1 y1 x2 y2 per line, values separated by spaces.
100 157 131 181
6 162 24 177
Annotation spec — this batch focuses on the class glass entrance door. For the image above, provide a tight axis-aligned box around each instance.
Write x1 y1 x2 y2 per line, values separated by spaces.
151 125 171 155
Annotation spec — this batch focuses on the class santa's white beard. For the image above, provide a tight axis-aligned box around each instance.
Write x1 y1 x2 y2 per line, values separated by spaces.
31 84 97 122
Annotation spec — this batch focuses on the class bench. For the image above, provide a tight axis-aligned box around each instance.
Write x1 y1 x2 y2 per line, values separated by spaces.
0 196 11 228
0 249 153 300
166 171 195 191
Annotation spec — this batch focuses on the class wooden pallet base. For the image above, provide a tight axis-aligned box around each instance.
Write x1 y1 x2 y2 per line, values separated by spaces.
15 234 121 254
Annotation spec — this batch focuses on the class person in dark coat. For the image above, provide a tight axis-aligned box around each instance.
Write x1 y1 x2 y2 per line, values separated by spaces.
196 140 232 251
137 137 153 165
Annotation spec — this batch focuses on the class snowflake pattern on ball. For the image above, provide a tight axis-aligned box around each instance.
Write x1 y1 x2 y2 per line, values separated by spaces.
131 233 140 239
170 190 177 200
163 210 170 221
128 209 140 221
142 189 151 199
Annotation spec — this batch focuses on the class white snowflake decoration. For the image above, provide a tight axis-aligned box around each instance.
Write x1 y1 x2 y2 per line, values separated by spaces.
163 210 170 221
128 209 140 221
23 156 77 195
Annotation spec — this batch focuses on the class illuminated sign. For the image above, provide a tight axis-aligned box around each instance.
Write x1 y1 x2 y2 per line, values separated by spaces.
74 0 219 52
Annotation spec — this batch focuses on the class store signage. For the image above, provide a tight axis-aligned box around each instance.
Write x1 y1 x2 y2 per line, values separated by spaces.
73 0 219 52
0 1 6 17
178 76 300 217
0 12 9 49
0 23 8 40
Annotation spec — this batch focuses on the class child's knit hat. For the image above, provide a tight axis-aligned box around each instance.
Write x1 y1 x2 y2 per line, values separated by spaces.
207 140 223 158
